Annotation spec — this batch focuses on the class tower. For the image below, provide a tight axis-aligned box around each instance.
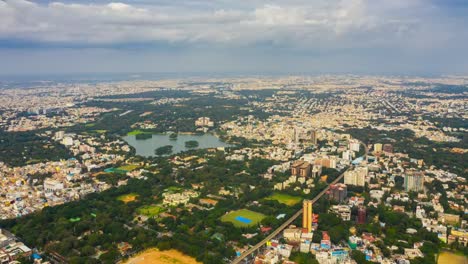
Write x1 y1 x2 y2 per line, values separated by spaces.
311 130 318 145
303 200 313 233
357 207 366 224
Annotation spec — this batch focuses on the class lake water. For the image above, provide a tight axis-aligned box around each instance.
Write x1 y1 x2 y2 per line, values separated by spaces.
123 133 232 157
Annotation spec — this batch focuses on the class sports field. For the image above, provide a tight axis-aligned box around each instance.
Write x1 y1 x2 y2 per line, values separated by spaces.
137 205 164 217
117 193 139 203
221 209 266 227
118 164 140 171
125 248 200 264
438 251 467 264
265 193 302 206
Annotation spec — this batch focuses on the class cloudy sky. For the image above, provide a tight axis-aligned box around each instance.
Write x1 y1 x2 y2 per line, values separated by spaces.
0 0 467 76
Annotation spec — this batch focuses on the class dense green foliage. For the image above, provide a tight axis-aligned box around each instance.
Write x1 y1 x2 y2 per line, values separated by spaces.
0 131 71 166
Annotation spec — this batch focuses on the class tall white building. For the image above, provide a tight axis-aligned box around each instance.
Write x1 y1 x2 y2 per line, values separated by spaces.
344 167 368 186
349 140 360 152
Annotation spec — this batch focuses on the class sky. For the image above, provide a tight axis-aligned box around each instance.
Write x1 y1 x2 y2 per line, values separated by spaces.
0 0 467 76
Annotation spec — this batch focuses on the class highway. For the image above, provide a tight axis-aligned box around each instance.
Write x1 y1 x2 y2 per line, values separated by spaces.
231 141 368 264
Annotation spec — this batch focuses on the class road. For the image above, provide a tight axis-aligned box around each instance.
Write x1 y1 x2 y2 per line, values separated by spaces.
231 169 347 264
231 141 368 264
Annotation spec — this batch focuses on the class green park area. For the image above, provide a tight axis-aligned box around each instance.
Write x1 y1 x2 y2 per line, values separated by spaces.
137 205 164 217
220 209 266 228
117 164 140 171
117 193 139 203
127 130 153 136
265 192 302 206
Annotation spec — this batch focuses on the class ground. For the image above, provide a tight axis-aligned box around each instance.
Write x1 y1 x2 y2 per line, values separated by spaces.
124 248 201 264
117 193 139 203
221 209 266 227
127 130 153 136
437 251 467 264
265 192 302 206
117 164 140 171
137 205 164 217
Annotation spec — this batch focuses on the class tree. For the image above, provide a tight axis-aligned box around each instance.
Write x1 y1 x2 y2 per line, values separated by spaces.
185 140 199 149
155 145 173 156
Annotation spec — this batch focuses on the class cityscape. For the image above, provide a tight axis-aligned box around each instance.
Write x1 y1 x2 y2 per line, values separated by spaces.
0 1 467 264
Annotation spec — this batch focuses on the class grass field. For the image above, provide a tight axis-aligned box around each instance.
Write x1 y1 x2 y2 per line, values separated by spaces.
127 130 153 136
265 193 302 206
438 251 467 264
94 130 107 133
117 193 139 203
221 209 266 227
137 205 164 217
118 164 140 171
125 248 201 264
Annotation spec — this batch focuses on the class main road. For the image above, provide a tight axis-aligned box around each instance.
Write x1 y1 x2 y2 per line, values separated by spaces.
231 141 368 264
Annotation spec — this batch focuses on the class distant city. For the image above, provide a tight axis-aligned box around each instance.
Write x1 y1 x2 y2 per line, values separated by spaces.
0 75 466 264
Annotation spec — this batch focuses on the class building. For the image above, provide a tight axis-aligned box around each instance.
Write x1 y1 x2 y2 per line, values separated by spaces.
195 117 214 127
344 167 367 186
303 200 313 233
0 229 32 263
404 172 424 192
373 143 382 153
311 130 318 145
291 161 311 178
357 207 366 224
349 140 360 152
54 130 65 140
383 144 393 153
330 205 351 221
327 183 347 203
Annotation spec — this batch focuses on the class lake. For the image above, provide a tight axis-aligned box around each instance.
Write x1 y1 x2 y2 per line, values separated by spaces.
123 133 232 157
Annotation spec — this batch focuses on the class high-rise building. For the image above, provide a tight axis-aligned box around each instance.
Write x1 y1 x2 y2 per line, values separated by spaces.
349 140 360 152
303 200 313 233
357 207 366 224
327 183 348 203
311 130 318 145
373 143 382 153
383 144 393 153
291 161 311 177
344 167 367 187
405 172 424 192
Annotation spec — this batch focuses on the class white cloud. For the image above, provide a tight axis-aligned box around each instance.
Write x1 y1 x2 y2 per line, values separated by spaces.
0 0 466 57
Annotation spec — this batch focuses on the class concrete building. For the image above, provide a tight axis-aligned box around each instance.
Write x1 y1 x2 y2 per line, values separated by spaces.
291 161 311 178
327 183 347 203
404 172 424 192
303 200 313 233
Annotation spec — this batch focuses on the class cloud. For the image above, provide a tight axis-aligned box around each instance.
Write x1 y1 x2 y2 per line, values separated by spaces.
0 0 457 47
0 0 467 75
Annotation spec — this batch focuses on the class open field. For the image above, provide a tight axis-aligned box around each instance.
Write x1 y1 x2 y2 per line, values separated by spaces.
124 248 200 264
265 193 302 206
221 209 266 227
127 130 153 136
438 251 467 264
118 164 140 171
137 205 164 217
117 193 139 203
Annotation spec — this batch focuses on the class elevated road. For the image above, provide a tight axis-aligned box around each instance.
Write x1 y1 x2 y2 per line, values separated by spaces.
231 170 346 264
231 141 368 264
